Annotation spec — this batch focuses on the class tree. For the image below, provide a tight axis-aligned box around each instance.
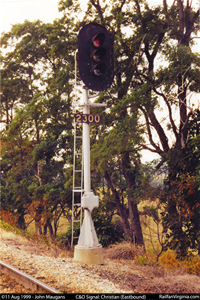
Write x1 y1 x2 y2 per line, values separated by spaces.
1 19 76 236
59 0 200 251
161 110 200 257
90 106 145 246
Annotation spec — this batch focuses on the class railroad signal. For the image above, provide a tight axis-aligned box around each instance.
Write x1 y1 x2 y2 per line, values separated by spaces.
78 23 114 91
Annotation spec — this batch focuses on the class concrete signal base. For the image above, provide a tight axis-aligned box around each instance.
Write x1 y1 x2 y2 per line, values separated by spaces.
74 245 104 265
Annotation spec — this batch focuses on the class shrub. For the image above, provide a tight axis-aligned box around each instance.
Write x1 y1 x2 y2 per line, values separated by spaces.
0 209 19 227
181 256 200 275
159 249 200 275
159 249 180 269
93 212 123 247
105 242 145 260
57 212 123 248
56 222 80 248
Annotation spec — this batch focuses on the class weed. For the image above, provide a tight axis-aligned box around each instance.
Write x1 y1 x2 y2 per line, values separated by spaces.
159 249 200 275
137 255 148 265
0 220 22 235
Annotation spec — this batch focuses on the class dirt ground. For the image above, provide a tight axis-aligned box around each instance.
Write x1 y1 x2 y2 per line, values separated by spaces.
0 228 200 293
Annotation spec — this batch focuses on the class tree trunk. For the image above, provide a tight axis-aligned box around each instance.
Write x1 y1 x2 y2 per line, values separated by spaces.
104 170 133 240
35 204 43 236
35 221 42 235
17 214 26 230
122 153 145 248
47 220 55 241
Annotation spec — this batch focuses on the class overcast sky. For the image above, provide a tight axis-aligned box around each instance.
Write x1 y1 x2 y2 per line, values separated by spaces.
1 0 199 34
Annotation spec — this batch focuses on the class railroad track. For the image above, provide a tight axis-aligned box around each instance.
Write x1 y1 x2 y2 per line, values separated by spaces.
0 260 61 293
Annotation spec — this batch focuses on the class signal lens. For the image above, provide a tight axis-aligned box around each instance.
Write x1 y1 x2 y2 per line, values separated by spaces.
92 63 106 77
92 48 106 62
92 33 105 48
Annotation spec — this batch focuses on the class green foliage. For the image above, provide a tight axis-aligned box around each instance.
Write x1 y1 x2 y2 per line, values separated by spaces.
1 0 200 253
0 220 22 234
0 17 75 235
92 209 124 247
59 210 123 248
136 255 148 266
57 222 81 247
161 111 200 258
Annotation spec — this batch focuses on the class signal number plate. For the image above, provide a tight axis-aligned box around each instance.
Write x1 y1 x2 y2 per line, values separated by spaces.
75 114 101 124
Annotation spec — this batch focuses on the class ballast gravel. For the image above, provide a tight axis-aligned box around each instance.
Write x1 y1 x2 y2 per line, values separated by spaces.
1 229 200 294
0 240 133 293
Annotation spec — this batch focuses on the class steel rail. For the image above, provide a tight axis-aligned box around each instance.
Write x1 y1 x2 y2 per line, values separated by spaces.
0 260 61 293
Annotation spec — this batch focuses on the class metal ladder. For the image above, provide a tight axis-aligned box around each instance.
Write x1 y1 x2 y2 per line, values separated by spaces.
71 119 84 247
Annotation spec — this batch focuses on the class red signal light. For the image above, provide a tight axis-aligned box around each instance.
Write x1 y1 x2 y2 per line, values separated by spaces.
92 33 105 48
93 39 101 47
